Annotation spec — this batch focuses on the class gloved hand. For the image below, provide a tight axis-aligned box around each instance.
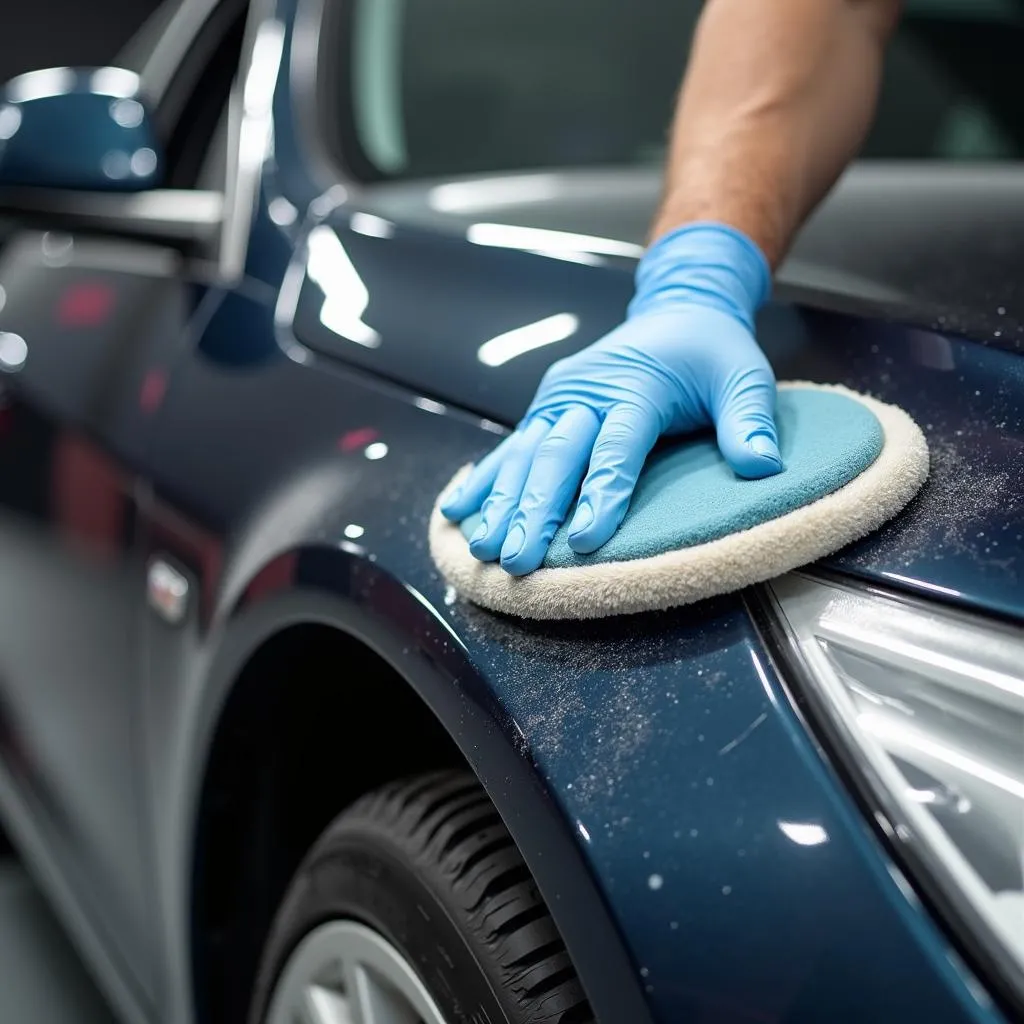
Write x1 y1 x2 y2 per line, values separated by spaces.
441 221 784 576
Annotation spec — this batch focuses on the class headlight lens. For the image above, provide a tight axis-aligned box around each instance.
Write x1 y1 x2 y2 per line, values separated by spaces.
767 573 1024 1000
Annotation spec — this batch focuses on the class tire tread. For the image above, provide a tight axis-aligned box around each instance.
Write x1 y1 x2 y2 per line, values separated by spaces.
340 771 594 1024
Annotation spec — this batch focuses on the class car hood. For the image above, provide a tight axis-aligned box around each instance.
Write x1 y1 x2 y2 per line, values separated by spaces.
359 163 1024 351
358 168 910 311
289 175 1024 623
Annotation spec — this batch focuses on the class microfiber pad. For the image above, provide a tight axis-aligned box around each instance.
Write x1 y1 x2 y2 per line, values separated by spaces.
429 382 929 620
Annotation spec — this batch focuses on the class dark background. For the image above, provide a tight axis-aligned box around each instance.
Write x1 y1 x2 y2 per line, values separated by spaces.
0 0 166 82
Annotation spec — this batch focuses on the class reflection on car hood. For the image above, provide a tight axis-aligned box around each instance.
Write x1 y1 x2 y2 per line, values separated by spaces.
361 163 1024 352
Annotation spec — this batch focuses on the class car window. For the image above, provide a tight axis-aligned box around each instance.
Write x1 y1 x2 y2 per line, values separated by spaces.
333 0 1024 181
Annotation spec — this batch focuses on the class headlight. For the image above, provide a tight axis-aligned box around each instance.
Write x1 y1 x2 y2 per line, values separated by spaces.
765 573 1024 1004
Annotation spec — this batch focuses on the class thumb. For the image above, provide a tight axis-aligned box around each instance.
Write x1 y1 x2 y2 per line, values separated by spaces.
714 369 784 479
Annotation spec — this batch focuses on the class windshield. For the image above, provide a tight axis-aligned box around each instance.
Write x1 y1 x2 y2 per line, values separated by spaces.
340 0 1024 181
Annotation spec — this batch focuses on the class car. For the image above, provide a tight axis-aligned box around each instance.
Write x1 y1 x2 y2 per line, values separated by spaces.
0 0 1020 1022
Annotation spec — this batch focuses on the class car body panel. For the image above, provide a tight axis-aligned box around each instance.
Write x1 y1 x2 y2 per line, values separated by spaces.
142 280 1002 1022
0 0 1019 1023
0 230 212 1007
137 287 656 1024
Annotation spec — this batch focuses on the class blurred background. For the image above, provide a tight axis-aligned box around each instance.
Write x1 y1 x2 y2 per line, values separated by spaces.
0 0 164 83
0 7 163 1023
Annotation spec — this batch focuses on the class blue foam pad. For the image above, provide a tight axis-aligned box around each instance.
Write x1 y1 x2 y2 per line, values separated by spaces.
460 388 884 568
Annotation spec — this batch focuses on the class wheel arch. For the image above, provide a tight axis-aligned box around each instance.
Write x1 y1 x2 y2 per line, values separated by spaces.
183 546 653 1024
189 618 466 1024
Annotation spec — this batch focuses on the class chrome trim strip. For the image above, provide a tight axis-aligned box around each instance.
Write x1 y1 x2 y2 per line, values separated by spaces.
218 0 283 281
0 188 222 244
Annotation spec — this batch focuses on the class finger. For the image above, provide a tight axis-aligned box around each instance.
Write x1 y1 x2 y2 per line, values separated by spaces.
568 402 660 554
440 433 514 521
714 367 784 479
499 405 602 576
468 416 551 562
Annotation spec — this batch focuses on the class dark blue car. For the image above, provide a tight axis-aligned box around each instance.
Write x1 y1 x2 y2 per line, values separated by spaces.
0 1 1020 1022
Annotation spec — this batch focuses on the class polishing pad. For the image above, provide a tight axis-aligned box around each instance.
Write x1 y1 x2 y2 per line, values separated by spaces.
429 382 929 620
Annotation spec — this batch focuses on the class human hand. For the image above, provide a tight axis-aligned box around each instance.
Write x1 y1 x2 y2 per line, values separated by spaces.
441 222 784 575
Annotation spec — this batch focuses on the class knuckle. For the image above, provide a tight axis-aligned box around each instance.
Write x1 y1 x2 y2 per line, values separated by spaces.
480 493 509 518
584 449 636 494
592 430 633 462
515 485 550 516
598 422 634 446
584 468 627 499
729 364 776 393
536 431 572 456
505 508 535 540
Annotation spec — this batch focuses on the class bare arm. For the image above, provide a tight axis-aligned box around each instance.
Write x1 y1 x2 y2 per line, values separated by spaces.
652 0 901 266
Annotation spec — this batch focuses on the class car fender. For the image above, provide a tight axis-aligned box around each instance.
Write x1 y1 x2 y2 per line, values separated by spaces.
151 540 655 1024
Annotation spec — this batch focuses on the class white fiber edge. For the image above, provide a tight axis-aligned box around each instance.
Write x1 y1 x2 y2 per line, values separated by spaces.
428 382 930 620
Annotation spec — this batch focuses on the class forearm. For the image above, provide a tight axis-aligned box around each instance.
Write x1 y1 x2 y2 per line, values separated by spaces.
651 0 900 267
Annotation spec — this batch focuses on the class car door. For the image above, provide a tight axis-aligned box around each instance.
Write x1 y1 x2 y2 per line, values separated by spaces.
0 0 245 1006
0 232 201 999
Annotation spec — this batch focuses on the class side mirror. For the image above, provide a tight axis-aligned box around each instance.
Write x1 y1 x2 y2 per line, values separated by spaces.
0 66 164 191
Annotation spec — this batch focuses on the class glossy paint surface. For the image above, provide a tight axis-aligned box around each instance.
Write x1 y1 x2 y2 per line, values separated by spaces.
0 230 207 1010
0 1 1018 1023
358 164 1024 356
256 2 1020 1018
143 284 1000 1023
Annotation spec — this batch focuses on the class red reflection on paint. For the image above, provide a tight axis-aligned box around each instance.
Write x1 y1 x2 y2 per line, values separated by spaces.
244 552 298 607
139 368 167 414
51 432 125 561
338 427 379 452
57 281 116 328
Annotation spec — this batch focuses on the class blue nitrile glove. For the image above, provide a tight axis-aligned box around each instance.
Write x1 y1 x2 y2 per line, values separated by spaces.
441 221 784 576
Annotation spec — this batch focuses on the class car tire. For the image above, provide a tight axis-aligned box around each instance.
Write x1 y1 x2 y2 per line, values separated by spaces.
248 770 594 1024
